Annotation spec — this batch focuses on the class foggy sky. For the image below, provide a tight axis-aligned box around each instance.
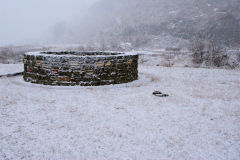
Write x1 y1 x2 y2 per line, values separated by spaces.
0 0 98 46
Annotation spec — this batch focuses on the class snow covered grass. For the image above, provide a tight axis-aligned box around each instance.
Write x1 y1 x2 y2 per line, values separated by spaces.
0 64 23 75
0 59 240 159
139 52 193 68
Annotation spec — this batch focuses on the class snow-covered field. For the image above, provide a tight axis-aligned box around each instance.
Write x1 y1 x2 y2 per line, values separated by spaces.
0 64 23 75
0 57 240 160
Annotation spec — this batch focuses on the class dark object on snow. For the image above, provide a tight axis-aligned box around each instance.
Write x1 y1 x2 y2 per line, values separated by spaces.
153 91 162 95
159 94 169 97
0 72 23 78
153 91 169 97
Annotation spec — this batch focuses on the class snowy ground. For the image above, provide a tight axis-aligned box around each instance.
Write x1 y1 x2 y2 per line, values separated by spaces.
0 57 240 160
0 64 23 75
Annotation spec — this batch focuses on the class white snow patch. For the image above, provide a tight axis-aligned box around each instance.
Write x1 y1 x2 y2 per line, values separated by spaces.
0 64 23 75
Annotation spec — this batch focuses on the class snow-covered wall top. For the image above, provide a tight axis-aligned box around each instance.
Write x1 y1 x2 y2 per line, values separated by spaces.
25 51 138 58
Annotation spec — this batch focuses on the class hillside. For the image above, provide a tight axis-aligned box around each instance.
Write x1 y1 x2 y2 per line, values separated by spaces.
76 0 240 48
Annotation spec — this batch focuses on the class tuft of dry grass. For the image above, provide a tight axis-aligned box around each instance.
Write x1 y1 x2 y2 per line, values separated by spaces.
162 62 172 67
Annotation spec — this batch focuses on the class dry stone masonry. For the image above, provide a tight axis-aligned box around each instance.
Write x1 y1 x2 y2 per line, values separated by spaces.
23 51 138 86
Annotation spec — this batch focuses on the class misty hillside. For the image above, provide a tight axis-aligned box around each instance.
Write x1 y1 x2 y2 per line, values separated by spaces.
78 0 240 48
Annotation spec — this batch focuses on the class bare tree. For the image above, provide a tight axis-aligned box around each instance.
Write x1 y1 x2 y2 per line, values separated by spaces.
206 40 228 67
189 35 205 64
109 36 119 51
190 34 230 67
86 40 96 51
237 51 240 62
99 32 106 52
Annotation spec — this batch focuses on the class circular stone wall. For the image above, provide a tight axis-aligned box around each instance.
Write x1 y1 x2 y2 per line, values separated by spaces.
23 51 138 86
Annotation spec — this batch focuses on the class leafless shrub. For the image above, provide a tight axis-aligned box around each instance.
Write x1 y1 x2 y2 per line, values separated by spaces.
109 38 119 51
0 47 21 63
132 34 150 48
163 54 174 67
205 40 228 67
76 46 85 51
85 40 98 51
0 46 53 64
162 63 172 67
190 36 205 64
190 35 230 67
237 51 240 62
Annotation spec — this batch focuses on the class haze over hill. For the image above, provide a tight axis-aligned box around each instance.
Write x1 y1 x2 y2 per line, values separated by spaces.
71 0 240 48
1 0 240 48
0 0 98 46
